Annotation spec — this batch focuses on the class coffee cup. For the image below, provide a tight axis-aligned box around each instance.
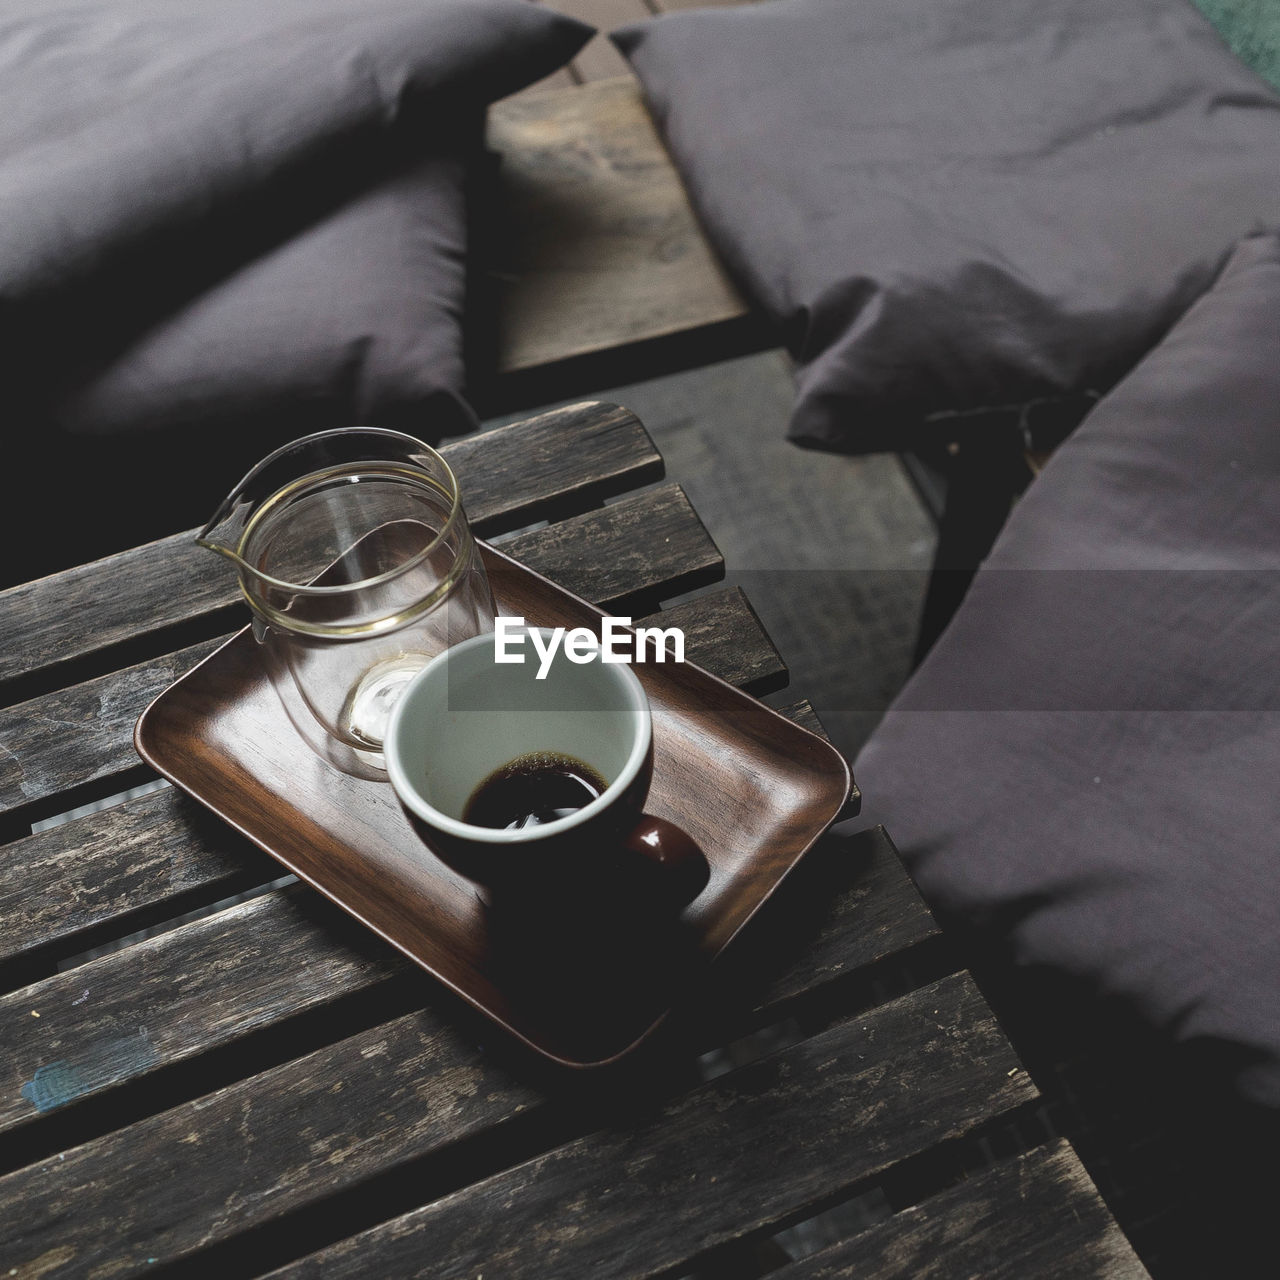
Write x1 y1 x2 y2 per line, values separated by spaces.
384 626 709 909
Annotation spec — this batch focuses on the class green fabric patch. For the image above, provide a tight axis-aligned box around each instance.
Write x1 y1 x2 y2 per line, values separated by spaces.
1193 0 1280 90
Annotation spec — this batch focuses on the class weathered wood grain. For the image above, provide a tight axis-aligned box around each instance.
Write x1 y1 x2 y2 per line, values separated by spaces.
485 79 754 379
656 586 787 696
0 403 662 692
0 969 1016 1280
769 1141 1150 1280
262 974 1036 1280
0 784 275 982
0 637 224 818
446 401 662 533
0 1005 534 1280
0 884 405 1144
0 826 935 1148
0 587 785 980
776 699 827 739
496 483 722 608
0 539 231 694
0 486 720 819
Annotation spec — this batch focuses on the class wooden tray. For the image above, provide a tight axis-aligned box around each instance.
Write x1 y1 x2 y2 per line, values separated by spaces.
135 542 852 1068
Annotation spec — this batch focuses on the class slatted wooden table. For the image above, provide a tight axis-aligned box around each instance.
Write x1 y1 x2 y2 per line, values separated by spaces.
0 402 1144 1279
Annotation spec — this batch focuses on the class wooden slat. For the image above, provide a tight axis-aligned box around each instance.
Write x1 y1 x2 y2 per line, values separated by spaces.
0 885 403 1144
485 79 754 382
446 402 662 532
0 963 1002 1280
0 543 229 694
0 485 719 819
0 784 275 983
0 587 783 977
0 1005 532 1280
653 586 786 695
496 483 722 608
778 699 829 740
0 638 224 817
769 1141 1150 1280
0 402 662 692
0 825 936 1148
262 974 1035 1280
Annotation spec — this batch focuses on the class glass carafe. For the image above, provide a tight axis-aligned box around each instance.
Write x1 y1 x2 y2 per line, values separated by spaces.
198 428 495 778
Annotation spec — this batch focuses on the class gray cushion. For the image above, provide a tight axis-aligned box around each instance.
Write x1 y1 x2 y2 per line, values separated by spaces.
1 0 593 440
614 0 1280 452
853 232 1280 1109
48 150 480 443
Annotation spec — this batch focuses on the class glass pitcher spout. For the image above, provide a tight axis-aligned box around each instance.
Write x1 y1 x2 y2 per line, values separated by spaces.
194 429 339 586
194 426 472 609
195 485 255 574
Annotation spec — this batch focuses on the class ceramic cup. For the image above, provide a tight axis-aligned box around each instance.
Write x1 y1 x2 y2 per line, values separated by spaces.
384 627 708 909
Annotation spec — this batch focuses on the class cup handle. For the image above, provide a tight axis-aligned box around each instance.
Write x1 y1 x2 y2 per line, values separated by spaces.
623 816 710 907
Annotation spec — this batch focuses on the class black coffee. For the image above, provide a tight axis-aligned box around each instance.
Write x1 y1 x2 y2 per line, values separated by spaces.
462 752 609 831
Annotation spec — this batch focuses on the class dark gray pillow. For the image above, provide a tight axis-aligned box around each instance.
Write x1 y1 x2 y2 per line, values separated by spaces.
614 0 1280 452
1 0 593 436
853 232 1280 1109
47 150 481 445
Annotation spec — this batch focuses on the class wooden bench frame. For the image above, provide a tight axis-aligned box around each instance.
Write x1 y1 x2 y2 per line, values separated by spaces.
478 76 771 414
